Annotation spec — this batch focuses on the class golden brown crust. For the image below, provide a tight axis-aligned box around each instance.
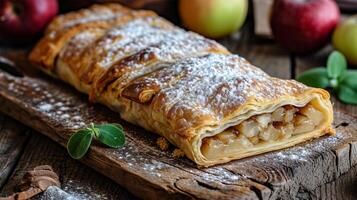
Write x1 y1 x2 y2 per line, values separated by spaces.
29 4 334 167
45 3 131 33
58 13 167 89
78 16 175 87
29 4 156 70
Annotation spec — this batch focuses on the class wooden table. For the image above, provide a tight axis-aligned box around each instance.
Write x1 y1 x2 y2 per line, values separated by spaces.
1 10 357 200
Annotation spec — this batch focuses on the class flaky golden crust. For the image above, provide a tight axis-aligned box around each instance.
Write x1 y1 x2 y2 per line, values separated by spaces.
29 4 334 167
29 5 156 70
45 4 131 33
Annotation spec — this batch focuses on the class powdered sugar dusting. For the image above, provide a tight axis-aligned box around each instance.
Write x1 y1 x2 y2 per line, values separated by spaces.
62 180 109 200
143 54 307 129
47 5 127 39
61 8 124 30
204 167 241 181
97 25 227 95
40 186 79 200
94 17 175 69
139 30 223 62
61 30 104 59
107 139 170 178
0 75 89 130
88 16 220 71
38 103 54 112
40 182 110 199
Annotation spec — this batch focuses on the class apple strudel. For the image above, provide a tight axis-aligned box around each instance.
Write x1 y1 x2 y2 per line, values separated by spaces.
29 4 334 166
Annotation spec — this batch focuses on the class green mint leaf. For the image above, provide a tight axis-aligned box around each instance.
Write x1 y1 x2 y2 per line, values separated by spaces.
340 70 357 90
297 67 329 88
94 124 125 148
66 123 125 159
67 129 93 159
338 85 357 105
327 51 347 79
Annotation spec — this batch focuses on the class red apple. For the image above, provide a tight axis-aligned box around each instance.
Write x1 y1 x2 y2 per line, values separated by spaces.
0 0 58 44
270 0 340 54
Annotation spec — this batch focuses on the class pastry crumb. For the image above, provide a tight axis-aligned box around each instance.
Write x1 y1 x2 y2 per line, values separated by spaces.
326 126 336 135
172 149 185 158
156 137 169 151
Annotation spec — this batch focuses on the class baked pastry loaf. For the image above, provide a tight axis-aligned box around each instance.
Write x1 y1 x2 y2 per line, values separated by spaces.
29 4 334 167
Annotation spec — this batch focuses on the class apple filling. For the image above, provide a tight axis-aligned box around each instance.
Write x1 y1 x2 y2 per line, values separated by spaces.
201 104 325 159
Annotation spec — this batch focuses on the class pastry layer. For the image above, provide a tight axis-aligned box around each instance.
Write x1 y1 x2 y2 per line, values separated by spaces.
29 4 334 167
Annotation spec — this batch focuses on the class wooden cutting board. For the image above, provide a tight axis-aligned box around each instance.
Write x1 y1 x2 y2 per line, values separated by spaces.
1 58 357 200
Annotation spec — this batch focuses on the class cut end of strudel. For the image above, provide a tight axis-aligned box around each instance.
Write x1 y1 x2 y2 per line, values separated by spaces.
29 4 334 167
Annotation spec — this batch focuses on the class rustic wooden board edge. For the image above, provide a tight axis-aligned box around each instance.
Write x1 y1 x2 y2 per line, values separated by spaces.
1 69 357 199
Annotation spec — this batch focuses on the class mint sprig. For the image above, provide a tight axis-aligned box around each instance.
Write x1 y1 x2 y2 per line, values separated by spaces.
327 51 347 79
67 123 125 159
297 51 357 105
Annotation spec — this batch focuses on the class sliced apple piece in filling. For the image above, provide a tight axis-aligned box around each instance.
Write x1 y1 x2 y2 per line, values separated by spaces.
236 120 259 138
201 129 253 158
294 114 315 134
256 114 271 128
272 107 285 121
300 105 324 125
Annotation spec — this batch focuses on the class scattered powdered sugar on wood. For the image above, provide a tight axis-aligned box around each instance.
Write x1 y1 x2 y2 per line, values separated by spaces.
40 181 109 200
142 160 169 177
40 186 79 200
31 93 88 129
62 180 109 200
1 75 89 130
38 103 54 112
105 138 171 178
204 167 241 181
7 81 26 95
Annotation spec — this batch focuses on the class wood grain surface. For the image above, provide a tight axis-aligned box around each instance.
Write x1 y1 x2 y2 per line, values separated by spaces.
0 130 136 200
0 56 357 199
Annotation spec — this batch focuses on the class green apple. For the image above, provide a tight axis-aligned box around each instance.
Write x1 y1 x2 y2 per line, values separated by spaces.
179 0 248 38
332 15 357 65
